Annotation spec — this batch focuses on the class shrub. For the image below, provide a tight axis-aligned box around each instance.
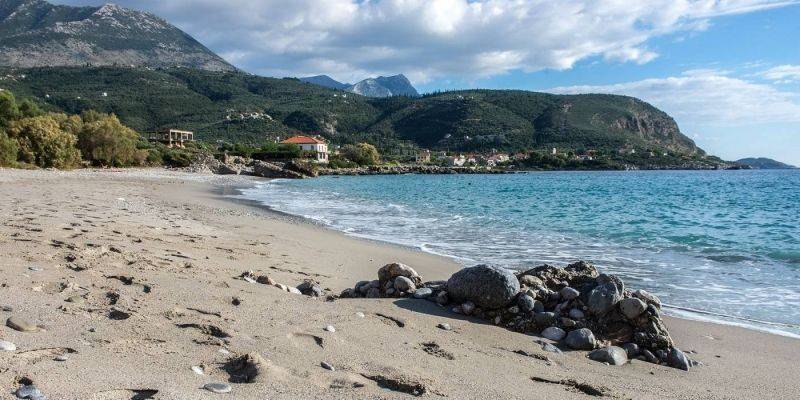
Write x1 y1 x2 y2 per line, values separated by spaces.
0 130 18 167
77 114 142 167
0 91 20 127
7 115 81 169
162 148 194 168
341 142 380 165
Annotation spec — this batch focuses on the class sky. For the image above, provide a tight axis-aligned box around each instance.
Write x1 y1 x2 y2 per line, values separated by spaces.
54 0 800 165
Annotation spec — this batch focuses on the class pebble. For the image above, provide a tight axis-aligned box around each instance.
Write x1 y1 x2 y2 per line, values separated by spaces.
461 301 476 316
203 383 232 394
560 287 580 300
242 276 257 284
287 287 302 295
54 354 69 362
568 308 585 320
540 342 562 354
0 340 16 351
355 312 365 318
437 323 452 331
321 361 335 371
565 328 596 350
541 326 566 341
588 346 628 366
324 325 336 333
6 317 38 332
15 385 45 400
619 298 647 319
191 365 205 375
413 288 433 299
28 266 43 272
218 347 231 355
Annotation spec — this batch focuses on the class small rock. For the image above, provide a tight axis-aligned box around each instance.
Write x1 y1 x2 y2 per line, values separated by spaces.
378 263 422 286
413 288 433 299
437 323 452 331
667 347 691 371
394 276 416 293
15 384 44 400
641 349 659 364
540 342 563 353
588 346 628 366
619 298 647 319
0 340 16 351
565 328 596 350
242 276 257 284
203 383 232 394
256 275 276 285
355 312 365 318
534 312 556 327
461 301 476 316
321 361 335 371
6 317 38 332
568 308 585 320
436 291 449 305
324 325 336 333
287 287 302 295
541 326 566 341
587 274 624 315
191 365 204 375
622 342 640 358
560 287 579 300
517 294 536 313
54 354 69 362
28 266 43 272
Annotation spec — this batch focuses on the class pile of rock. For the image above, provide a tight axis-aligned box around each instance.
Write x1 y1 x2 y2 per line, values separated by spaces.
187 154 308 179
340 263 441 300
342 261 694 371
239 271 324 297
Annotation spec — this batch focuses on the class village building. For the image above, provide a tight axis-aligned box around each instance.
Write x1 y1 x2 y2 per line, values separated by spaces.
281 135 329 163
445 154 467 167
149 129 194 148
487 153 510 167
416 149 431 163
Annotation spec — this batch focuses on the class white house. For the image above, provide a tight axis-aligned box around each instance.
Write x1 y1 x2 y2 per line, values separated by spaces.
281 135 329 163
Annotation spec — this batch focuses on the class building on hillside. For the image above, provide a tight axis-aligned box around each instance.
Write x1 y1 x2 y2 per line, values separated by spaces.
618 146 636 156
281 135 329 163
416 149 431 163
445 154 467 167
149 129 194 148
487 153 510 167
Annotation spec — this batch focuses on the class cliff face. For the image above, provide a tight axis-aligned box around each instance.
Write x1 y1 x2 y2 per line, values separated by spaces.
0 0 235 71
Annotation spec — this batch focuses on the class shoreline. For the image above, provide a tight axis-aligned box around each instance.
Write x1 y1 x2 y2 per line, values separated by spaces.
1 168 799 399
225 173 800 340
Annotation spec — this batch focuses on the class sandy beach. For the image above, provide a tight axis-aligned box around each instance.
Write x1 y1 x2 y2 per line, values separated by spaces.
1 168 798 399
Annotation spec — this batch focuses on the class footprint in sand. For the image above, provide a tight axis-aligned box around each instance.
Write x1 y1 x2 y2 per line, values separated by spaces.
88 389 158 400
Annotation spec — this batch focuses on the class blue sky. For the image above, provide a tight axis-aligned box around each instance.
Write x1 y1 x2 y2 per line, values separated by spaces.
56 1 800 165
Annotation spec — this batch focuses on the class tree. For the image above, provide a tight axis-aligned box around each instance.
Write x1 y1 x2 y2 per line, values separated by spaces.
8 115 81 169
0 91 20 127
341 142 380 165
0 130 18 167
77 114 143 167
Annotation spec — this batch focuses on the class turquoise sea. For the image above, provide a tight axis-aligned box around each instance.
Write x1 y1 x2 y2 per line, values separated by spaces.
236 170 800 337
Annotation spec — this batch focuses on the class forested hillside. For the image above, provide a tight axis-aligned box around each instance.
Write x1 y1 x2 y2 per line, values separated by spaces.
0 66 705 158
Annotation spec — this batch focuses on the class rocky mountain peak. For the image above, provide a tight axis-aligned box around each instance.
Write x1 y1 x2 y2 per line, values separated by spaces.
0 0 235 71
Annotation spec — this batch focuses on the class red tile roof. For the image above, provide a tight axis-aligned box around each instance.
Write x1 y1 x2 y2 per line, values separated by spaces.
280 135 326 144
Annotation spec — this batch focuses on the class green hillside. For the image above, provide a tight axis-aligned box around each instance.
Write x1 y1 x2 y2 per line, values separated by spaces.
0 66 705 158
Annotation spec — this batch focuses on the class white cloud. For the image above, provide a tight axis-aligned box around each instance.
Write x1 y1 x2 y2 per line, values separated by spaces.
758 65 800 82
548 70 800 126
55 0 798 83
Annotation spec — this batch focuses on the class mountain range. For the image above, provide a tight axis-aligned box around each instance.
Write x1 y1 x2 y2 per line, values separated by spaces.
0 0 234 71
0 0 719 166
299 74 419 98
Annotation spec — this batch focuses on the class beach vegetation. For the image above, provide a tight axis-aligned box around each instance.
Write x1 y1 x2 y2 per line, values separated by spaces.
7 115 82 169
77 113 145 167
0 130 18 167
341 142 380 165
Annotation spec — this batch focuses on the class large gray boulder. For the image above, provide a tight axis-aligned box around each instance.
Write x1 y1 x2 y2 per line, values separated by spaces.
667 348 691 371
588 274 624 315
378 263 422 287
446 265 520 309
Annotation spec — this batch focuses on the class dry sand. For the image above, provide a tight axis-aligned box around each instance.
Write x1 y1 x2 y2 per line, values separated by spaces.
0 168 798 399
